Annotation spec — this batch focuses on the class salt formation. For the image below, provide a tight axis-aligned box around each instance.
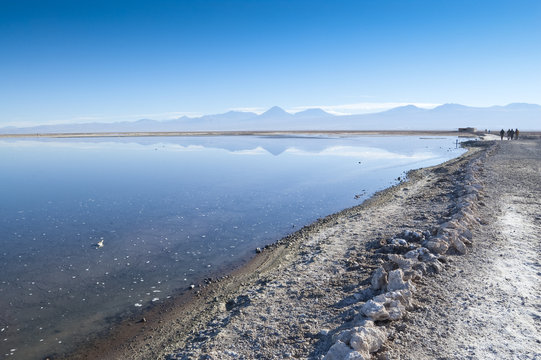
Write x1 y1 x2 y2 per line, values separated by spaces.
323 147 490 359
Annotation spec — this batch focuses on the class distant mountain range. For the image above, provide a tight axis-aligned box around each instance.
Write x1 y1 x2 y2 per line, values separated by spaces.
2 103 540 134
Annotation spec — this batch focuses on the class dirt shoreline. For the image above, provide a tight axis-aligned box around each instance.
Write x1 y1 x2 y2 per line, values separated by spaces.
58 136 540 360
2 130 540 140
1 130 478 139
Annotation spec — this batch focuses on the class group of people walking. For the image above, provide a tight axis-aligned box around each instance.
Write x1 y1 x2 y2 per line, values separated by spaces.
500 128 519 140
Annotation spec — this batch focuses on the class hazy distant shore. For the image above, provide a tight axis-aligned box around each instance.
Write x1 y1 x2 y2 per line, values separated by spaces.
2 103 540 137
0 130 479 139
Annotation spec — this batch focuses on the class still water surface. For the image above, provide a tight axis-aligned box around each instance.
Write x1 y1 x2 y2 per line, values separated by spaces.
0 135 466 358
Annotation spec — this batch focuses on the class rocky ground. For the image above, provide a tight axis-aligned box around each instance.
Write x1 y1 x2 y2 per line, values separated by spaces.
65 137 540 360
164 138 540 360
384 138 541 360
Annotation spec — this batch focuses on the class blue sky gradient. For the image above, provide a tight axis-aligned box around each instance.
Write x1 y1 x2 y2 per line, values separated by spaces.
1 0 540 125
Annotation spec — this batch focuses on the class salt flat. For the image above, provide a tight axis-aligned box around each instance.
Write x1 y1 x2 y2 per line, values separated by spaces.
62 137 540 360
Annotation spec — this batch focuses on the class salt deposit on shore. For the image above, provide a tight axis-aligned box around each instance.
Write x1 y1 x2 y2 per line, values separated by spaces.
63 137 540 360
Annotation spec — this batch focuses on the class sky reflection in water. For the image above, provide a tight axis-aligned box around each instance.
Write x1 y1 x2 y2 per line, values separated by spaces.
0 135 465 358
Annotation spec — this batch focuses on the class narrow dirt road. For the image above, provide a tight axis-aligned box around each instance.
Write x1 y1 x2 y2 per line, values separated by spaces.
389 139 541 359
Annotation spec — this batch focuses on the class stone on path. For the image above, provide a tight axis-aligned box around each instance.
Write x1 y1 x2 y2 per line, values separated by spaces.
371 267 388 290
350 326 388 355
361 299 390 321
387 269 415 292
324 341 367 360
424 237 449 254
449 234 467 254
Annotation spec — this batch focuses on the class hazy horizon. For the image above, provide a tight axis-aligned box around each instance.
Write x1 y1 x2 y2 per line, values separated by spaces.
1 102 541 129
2 102 540 132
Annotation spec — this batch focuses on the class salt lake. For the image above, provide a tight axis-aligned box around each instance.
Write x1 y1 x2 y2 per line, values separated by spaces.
0 135 466 358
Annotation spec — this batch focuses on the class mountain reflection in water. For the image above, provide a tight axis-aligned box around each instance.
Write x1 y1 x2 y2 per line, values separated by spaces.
0 135 466 358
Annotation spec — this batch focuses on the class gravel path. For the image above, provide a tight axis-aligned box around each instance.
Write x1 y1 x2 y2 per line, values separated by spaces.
387 139 541 359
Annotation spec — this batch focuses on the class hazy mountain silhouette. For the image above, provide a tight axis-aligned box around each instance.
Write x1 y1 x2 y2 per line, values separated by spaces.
380 105 427 114
1 103 540 134
259 106 294 119
293 108 336 119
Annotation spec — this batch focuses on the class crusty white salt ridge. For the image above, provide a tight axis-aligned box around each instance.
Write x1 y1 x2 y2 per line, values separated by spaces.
165 138 540 360
59 136 540 360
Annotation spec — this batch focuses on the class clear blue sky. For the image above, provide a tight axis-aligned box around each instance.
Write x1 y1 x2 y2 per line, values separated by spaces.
1 0 540 125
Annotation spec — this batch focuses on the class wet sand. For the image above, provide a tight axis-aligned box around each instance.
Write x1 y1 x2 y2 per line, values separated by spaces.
44 134 540 359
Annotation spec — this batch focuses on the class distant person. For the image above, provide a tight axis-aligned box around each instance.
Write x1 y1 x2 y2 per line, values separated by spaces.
510 129 515 140
515 128 519 140
506 129 511 140
500 129 505 140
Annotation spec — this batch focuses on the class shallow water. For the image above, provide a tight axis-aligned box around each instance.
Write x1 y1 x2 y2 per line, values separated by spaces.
0 135 466 358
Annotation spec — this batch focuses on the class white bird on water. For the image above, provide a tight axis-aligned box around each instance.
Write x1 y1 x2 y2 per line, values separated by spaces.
96 239 104 248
